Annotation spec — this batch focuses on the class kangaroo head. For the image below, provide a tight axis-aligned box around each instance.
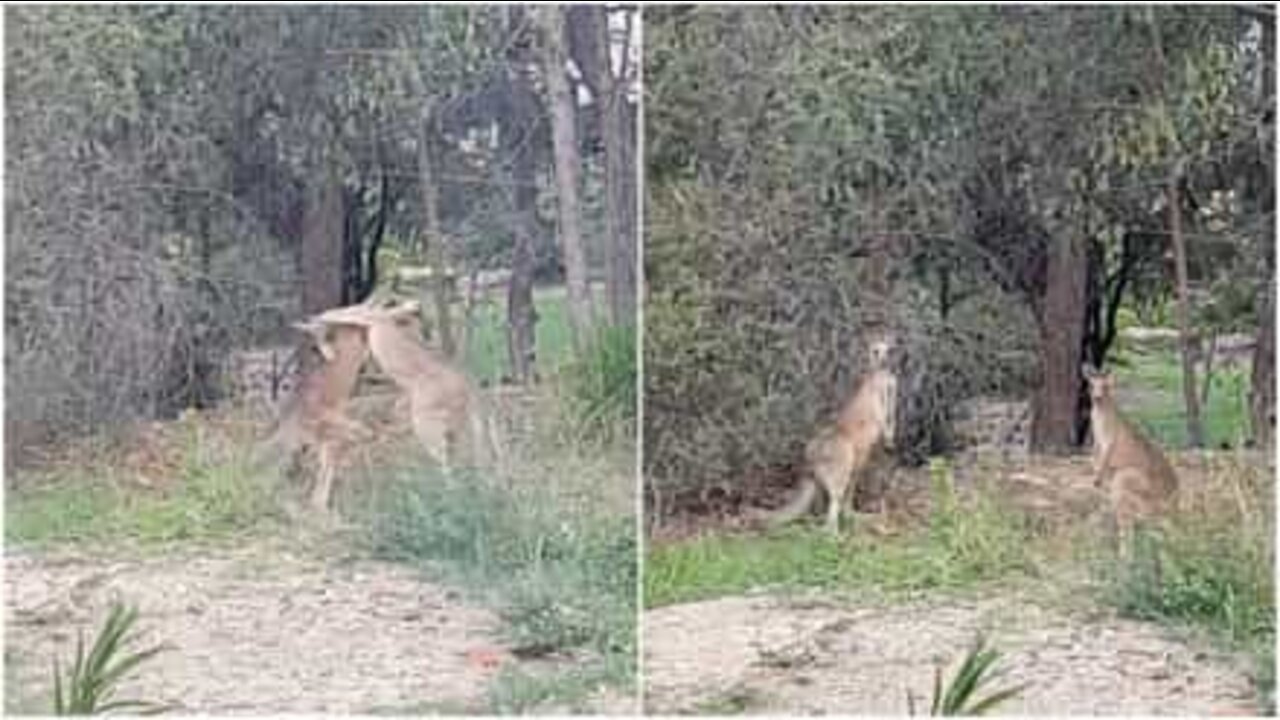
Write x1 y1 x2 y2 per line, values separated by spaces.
866 335 895 370
1081 364 1115 404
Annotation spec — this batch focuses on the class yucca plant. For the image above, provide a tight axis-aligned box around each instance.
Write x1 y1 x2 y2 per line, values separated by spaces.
52 602 169 715
912 634 1027 715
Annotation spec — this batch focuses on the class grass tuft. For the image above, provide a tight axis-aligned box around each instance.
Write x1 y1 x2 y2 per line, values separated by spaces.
51 602 168 715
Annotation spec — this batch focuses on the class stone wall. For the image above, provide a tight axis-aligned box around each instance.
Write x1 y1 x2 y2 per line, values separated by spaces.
951 397 1032 458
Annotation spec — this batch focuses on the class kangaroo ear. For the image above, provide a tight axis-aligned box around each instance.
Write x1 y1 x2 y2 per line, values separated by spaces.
1081 364 1096 379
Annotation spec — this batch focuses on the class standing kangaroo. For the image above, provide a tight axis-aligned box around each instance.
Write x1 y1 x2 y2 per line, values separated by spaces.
314 300 490 470
256 320 372 512
1083 365 1179 544
769 337 898 534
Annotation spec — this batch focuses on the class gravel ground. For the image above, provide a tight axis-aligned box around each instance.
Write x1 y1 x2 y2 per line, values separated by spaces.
644 592 1261 716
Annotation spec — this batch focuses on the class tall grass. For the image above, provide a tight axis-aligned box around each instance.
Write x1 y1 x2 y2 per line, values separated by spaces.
559 323 637 444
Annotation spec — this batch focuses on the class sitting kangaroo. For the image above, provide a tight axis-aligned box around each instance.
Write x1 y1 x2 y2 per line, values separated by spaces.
1082 364 1179 546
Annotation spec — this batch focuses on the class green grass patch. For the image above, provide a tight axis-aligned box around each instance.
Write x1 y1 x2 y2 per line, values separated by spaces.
6 439 276 548
646 461 1039 608
1112 345 1250 449
360 455 635 713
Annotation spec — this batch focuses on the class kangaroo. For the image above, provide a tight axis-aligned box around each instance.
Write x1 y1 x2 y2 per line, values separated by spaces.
313 299 494 470
768 336 898 534
1083 365 1179 544
256 320 372 512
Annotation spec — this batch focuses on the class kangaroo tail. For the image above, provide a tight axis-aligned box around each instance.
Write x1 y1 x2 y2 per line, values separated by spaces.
762 477 821 527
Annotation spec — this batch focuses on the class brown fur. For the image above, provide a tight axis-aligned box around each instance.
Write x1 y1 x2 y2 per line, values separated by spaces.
1083 365 1179 542
260 321 371 512
769 337 898 534
314 300 487 470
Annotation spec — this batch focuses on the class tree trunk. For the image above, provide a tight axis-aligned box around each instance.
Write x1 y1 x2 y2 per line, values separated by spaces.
301 169 346 316
505 6 539 384
569 6 636 326
1145 8 1204 448
417 117 456 358
1031 230 1089 453
1252 277 1275 450
1249 10 1275 452
600 8 637 325
1167 163 1205 448
538 6 592 347
1200 331 1217 411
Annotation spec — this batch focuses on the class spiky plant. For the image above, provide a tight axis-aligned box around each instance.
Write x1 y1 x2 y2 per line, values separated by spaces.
52 602 169 715
922 634 1028 715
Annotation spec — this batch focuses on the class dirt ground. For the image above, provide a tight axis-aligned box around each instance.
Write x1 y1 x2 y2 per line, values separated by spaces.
4 538 562 715
644 592 1261 715
644 450 1271 716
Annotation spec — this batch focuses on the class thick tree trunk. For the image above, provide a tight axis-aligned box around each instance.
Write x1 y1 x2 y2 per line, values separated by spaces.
505 6 539 384
538 6 593 347
301 169 346 316
1031 231 1089 453
1167 163 1205 448
417 118 456 358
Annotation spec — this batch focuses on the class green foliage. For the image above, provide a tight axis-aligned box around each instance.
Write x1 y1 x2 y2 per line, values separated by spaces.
644 5 1270 520
51 602 168 715
560 323 637 443
919 635 1027 716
